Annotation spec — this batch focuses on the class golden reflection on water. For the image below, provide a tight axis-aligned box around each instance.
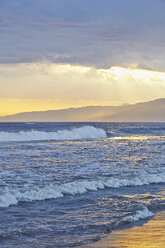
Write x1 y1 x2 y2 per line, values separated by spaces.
89 211 165 248
109 136 164 140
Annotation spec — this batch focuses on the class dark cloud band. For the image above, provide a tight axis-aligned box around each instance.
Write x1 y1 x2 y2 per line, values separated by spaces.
0 0 165 70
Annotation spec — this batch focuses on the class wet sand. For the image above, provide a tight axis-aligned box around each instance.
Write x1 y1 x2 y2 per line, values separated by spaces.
84 211 165 248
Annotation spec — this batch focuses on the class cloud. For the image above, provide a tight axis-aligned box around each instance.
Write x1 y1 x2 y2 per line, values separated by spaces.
0 0 165 70
0 63 165 105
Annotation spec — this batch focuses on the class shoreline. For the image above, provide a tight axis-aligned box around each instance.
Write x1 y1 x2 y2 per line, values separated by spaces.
83 210 165 248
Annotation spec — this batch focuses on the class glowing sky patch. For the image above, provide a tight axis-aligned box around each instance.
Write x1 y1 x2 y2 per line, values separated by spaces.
0 63 165 115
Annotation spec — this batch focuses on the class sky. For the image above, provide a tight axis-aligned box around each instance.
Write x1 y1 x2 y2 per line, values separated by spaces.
0 0 165 116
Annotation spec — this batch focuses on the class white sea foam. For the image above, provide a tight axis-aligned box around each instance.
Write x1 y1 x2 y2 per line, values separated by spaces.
0 126 107 142
0 170 165 208
0 191 18 207
118 207 153 224
26 122 35 125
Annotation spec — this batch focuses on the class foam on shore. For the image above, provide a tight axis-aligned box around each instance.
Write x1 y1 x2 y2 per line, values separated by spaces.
87 211 165 248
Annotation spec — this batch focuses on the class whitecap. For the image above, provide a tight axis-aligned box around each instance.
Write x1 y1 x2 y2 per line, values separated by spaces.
118 207 153 224
0 169 164 208
0 126 107 142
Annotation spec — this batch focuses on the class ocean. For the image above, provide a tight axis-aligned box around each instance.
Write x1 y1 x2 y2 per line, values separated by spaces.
0 122 164 247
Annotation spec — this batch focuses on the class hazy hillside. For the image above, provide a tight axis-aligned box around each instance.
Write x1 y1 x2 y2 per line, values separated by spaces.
105 98 165 122
0 98 164 122
0 105 129 122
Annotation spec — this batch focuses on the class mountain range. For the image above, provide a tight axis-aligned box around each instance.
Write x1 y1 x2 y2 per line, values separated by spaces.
0 98 164 122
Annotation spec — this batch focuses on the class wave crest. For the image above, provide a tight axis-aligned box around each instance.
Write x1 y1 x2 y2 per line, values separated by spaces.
0 126 107 142
118 207 153 225
0 170 165 208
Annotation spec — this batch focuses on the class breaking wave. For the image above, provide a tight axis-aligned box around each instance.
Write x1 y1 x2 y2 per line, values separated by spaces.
1 170 165 208
0 126 107 142
117 207 154 225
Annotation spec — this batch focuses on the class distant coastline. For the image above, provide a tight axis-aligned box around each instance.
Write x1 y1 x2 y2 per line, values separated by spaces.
0 98 165 122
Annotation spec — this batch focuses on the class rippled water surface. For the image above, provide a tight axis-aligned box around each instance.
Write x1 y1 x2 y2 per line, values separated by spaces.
0 122 165 247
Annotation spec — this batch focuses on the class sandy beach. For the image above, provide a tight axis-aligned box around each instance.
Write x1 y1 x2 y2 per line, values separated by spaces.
84 211 165 248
